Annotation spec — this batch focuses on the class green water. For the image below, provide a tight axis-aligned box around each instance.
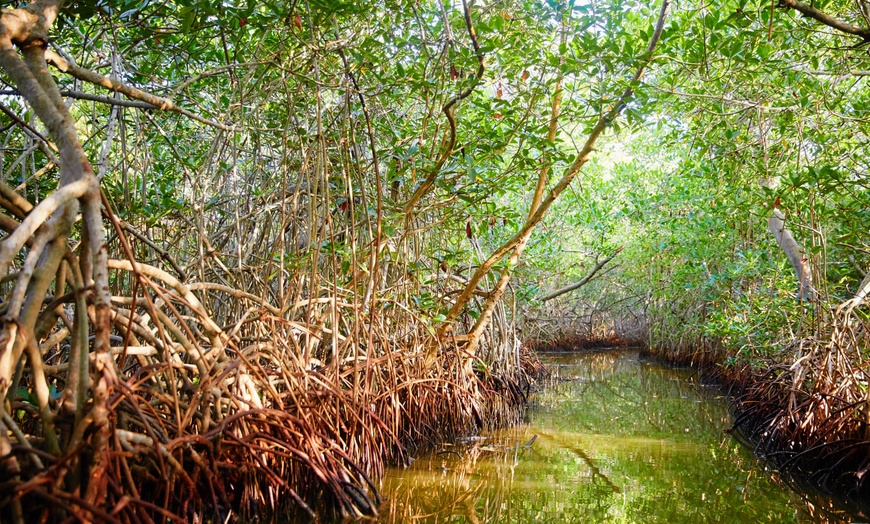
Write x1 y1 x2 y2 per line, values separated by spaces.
375 350 803 523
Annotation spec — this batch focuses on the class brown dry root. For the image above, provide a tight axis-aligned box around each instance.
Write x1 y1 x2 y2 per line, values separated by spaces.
0 258 537 522
730 307 870 519
519 345 549 380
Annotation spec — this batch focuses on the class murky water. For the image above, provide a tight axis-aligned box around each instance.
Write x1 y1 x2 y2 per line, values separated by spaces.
374 350 803 523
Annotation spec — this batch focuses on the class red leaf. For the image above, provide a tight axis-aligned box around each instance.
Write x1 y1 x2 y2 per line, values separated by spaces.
466 221 473 239
239 18 247 27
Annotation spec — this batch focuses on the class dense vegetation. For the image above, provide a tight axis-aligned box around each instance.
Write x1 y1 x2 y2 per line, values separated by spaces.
0 0 868 521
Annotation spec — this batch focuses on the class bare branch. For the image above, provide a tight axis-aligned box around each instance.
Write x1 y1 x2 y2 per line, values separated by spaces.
539 247 623 302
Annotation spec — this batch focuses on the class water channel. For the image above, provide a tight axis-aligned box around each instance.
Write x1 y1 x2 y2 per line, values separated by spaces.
373 349 810 523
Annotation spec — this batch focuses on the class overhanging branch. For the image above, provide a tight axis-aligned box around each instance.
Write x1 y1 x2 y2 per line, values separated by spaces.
539 247 623 303
403 0 485 216
444 0 671 326
780 0 870 42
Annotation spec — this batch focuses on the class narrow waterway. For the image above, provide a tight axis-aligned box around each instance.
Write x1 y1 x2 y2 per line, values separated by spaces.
374 349 806 523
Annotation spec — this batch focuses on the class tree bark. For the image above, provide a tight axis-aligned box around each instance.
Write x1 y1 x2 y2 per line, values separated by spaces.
768 208 814 300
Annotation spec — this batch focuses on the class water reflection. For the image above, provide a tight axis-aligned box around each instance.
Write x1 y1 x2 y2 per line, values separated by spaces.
375 350 800 523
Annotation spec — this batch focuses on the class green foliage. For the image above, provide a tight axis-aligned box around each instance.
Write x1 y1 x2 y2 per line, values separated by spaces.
13 0 870 366
528 0 870 363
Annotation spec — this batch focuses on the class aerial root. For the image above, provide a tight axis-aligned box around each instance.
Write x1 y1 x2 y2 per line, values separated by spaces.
1 256 539 521
730 307 870 519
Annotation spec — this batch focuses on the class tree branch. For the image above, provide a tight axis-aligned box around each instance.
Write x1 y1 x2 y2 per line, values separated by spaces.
780 0 870 41
768 209 815 300
44 49 233 130
403 0 485 216
539 247 623 302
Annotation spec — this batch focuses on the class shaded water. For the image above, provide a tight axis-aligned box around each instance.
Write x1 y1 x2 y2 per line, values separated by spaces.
374 350 803 523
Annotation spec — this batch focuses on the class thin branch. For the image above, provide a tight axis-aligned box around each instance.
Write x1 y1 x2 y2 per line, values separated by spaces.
171 60 273 97
116 218 187 281
0 101 54 148
403 0 485 215
60 90 157 108
44 49 233 130
0 89 157 108
539 247 623 302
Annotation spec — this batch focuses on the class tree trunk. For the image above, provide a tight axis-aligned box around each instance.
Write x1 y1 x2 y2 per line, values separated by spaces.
768 208 814 300
0 0 117 505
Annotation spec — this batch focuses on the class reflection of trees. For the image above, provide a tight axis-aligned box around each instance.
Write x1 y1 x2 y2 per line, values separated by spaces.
378 440 558 523
539 350 731 441
537 431 621 494
376 428 630 523
374 351 801 524
378 461 486 524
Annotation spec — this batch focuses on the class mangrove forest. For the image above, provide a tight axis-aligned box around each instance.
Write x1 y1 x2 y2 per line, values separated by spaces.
0 0 869 521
